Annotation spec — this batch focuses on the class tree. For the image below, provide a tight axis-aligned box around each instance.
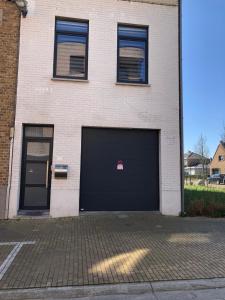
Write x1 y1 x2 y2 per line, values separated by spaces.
194 134 210 180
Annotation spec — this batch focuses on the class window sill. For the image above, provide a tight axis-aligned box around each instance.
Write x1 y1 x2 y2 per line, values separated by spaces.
115 82 151 87
51 77 89 83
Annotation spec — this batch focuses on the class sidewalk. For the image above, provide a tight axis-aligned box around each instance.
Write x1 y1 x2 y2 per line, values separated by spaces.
1 213 225 290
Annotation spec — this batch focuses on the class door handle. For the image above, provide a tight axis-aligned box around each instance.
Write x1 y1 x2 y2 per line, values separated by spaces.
46 160 49 189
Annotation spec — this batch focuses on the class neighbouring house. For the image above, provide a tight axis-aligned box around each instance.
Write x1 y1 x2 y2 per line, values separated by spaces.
0 0 23 219
210 142 225 175
184 164 210 177
184 151 210 167
7 0 182 218
184 151 210 177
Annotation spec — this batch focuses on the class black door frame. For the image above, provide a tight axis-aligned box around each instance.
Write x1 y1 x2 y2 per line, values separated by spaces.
19 126 54 210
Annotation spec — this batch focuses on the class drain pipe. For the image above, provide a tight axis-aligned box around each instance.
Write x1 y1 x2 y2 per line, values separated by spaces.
8 0 28 17
179 0 185 215
5 128 15 219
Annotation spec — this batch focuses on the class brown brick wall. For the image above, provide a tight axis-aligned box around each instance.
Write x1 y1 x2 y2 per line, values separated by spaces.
210 144 225 174
0 0 20 218
210 144 225 175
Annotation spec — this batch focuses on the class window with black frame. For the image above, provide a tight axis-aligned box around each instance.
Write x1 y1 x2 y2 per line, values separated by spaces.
117 25 148 84
54 18 89 79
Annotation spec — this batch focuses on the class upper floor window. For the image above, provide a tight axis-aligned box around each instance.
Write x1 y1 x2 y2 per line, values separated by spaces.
117 24 148 84
219 155 225 161
54 18 89 79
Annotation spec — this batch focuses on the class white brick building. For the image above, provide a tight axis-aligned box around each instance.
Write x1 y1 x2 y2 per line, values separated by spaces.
7 0 182 218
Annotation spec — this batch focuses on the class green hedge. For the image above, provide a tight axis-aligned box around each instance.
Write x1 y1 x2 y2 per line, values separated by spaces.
184 185 225 217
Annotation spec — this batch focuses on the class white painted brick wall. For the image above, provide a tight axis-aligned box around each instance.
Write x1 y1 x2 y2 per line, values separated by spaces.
8 0 181 218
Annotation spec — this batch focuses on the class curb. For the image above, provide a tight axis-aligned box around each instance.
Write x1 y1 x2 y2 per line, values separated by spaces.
1 278 225 300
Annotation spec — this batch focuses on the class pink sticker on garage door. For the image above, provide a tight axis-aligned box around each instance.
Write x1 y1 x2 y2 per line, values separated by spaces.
117 160 124 170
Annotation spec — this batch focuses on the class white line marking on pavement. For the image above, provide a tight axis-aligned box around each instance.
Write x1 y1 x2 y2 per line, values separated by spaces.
0 241 35 280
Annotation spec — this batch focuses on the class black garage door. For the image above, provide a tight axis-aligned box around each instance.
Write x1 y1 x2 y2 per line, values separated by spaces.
80 128 159 211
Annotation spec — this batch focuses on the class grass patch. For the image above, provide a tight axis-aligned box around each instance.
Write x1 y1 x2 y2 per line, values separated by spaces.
184 185 225 217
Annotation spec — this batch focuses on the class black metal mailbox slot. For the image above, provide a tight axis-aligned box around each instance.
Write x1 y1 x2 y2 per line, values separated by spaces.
54 164 68 179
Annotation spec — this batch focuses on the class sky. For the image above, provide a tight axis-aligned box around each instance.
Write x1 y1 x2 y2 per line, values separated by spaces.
182 0 225 157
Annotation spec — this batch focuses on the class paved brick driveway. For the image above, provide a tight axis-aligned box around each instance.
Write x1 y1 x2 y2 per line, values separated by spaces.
0 213 225 289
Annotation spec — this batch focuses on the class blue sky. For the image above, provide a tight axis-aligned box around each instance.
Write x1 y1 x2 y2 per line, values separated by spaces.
182 0 225 157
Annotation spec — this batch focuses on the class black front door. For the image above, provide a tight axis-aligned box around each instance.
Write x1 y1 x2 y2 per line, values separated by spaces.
20 126 53 210
80 127 159 211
